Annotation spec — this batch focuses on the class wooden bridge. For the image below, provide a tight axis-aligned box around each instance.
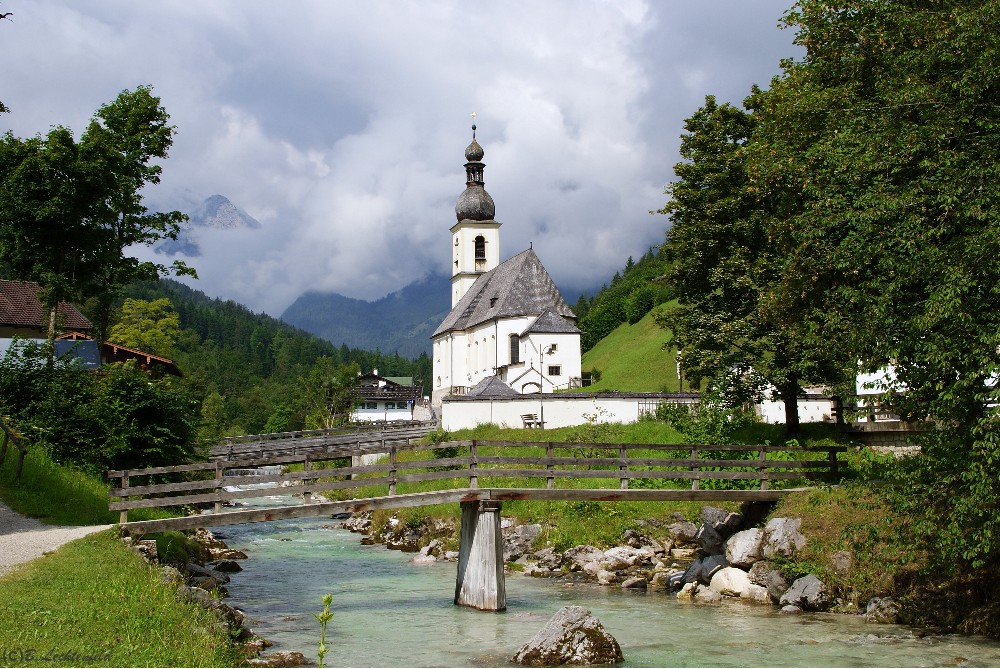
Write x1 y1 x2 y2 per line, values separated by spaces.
109 425 844 611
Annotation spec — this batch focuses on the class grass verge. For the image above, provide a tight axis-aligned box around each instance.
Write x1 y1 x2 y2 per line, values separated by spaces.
0 445 174 526
0 530 242 667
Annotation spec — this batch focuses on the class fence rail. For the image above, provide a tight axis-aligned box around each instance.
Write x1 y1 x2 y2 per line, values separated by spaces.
0 418 27 481
209 421 436 459
109 439 845 525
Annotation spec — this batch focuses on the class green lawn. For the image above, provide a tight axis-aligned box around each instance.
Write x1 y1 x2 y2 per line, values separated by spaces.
577 302 685 393
0 530 242 667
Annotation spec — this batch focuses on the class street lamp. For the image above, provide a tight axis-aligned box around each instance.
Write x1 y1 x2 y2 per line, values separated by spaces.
539 344 555 428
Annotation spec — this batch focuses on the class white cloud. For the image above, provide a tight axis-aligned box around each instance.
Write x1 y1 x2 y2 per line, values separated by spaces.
1 0 800 316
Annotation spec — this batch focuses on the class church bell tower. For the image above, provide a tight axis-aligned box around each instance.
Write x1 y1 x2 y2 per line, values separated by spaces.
450 123 501 307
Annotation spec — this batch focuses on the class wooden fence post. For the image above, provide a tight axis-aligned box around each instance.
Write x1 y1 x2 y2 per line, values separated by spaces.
758 447 768 491
389 446 397 496
469 441 478 489
214 461 224 514
619 444 628 490
546 442 554 490
303 457 312 504
828 447 839 481
690 447 700 491
120 470 129 525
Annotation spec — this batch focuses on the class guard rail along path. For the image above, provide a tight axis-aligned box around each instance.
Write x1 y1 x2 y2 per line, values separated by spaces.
109 437 843 611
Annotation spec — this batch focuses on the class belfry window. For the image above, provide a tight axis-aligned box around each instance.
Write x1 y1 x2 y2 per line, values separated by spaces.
475 235 487 271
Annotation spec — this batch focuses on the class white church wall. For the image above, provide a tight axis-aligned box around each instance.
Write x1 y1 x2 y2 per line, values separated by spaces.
441 393 699 431
755 395 838 424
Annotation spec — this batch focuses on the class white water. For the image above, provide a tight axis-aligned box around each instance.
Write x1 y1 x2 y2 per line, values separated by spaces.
216 497 1000 667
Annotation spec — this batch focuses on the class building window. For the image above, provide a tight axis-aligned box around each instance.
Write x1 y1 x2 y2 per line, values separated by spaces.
362 402 377 410
548 365 561 376
549 343 558 352
509 334 519 364
475 235 486 259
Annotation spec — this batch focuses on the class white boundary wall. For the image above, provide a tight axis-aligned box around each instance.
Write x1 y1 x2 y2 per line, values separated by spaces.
441 393 698 431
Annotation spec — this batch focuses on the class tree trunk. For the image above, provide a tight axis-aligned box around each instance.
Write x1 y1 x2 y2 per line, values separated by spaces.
46 303 57 368
781 379 800 438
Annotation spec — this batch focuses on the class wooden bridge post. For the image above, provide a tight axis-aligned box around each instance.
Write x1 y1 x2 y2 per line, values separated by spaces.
690 447 700 490
389 446 397 496
619 444 628 490
546 442 554 490
758 447 769 491
214 462 224 514
303 457 312 504
119 470 129 525
454 500 505 611
469 441 478 489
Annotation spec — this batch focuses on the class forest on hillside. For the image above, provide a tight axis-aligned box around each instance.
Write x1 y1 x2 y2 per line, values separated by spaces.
125 279 432 438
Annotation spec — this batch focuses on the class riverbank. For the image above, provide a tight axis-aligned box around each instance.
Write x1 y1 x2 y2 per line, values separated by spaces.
339 485 1000 641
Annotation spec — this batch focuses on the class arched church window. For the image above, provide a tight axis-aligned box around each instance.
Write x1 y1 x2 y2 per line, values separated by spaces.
475 235 486 260
509 334 519 365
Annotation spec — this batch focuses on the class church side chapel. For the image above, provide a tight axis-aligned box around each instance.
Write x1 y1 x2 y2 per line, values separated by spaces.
431 124 582 408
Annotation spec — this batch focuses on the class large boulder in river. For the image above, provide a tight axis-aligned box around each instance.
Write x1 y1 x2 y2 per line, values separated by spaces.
512 605 623 666
695 524 725 555
666 520 699 545
562 545 605 572
601 546 654 571
761 518 807 559
725 528 764 568
779 574 832 611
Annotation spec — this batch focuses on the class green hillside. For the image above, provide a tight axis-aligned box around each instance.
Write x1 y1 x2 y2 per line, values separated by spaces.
576 301 684 393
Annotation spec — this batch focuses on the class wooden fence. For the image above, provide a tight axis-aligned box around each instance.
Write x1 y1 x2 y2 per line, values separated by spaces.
0 418 27 481
109 440 845 525
209 421 436 459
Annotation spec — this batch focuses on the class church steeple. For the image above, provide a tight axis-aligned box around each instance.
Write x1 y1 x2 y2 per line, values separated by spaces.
455 123 495 222
450 120 501 308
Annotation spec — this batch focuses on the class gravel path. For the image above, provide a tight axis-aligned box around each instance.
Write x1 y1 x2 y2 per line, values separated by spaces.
0 500 113 577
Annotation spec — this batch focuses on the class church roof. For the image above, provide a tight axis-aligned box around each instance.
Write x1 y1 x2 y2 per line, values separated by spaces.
432 248 576 337
521 309 582 335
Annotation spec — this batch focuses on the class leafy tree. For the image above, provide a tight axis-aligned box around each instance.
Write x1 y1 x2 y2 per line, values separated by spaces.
0 341 199 472
300 359 361 429
751 0 1000 568
0 86 194 352
109 297 181 357
657 94 847 432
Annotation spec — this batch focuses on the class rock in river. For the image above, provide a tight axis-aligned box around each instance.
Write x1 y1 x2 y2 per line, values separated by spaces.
512 605 623 666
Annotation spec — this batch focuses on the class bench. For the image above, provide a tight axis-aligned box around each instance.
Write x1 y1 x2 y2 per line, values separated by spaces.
521 413 544 429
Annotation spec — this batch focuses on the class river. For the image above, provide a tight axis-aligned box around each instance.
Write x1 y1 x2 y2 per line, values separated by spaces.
215 495 1000 667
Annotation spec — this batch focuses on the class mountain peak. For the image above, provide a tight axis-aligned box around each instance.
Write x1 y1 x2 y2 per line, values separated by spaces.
189 194 261 230
156 194 260 257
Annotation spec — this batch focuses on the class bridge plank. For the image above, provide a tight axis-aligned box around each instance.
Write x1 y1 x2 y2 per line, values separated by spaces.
118 487 797 533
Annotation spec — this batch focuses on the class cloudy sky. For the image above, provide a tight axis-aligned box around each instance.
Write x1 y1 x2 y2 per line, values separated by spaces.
2 1 800 317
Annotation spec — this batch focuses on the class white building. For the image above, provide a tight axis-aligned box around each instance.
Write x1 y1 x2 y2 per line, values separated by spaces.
351 371 423 423
431 126 582 409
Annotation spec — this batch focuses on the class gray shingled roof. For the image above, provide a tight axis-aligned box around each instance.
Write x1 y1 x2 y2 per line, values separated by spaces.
467 375 519 397
522 309 582 336
432 249 576 337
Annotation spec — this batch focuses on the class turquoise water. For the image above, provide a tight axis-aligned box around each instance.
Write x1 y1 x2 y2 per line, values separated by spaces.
217 497 1000 667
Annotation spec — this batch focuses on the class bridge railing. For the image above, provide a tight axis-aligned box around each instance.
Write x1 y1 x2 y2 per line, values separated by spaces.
0 417 28 482
209 421 436 459
108 439 846 524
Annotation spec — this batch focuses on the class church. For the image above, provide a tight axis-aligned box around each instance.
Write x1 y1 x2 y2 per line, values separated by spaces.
431 126 582 408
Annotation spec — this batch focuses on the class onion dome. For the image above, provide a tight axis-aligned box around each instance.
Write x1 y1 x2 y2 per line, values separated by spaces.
455 123 496 222
465 137 484 162
455 185 495 222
